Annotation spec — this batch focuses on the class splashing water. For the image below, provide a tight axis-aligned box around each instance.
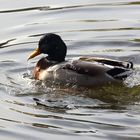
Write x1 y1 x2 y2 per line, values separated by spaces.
124 67 140 88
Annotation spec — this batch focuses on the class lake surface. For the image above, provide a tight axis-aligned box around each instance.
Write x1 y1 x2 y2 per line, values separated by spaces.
0 0 140 140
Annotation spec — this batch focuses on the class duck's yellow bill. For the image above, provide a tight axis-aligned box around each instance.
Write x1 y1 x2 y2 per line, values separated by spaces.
28 48 41 60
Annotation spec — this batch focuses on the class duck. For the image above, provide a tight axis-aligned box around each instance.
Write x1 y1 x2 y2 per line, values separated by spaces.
28 33 133 87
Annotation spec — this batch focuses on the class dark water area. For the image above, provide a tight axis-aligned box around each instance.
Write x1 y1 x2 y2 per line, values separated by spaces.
0 0 140 140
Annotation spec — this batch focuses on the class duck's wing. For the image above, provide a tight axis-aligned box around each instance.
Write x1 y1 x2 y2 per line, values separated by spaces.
63 60 110 76
62 60 132 80
79 57 133 69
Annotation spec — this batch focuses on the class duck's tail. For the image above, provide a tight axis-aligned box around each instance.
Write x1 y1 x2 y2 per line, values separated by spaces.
107 67 133 80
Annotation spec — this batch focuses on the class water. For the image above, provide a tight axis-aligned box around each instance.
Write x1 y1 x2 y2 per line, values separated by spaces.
0 0 140 140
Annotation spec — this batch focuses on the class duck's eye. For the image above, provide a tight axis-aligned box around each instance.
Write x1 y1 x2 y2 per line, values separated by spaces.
39 44 48 54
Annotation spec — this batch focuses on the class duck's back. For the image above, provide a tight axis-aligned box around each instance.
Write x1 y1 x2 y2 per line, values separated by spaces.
42 60 122 87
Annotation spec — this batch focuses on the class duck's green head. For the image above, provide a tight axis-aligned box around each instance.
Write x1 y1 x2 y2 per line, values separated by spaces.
28 33 67 62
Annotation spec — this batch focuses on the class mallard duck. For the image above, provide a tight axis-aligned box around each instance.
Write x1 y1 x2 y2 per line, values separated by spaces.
28 33 133 87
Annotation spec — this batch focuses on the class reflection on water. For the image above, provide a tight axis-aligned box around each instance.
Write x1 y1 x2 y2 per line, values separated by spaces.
0 0 140 140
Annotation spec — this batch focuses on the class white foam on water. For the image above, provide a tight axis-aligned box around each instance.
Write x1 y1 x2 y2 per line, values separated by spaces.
124 67 140 88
